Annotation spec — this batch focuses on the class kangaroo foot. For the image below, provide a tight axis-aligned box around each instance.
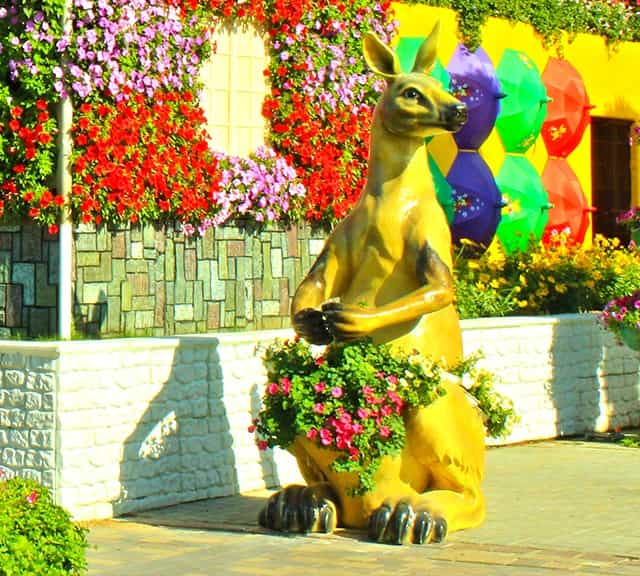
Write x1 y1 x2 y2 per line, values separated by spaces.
258 483 339 534
368 501 447 545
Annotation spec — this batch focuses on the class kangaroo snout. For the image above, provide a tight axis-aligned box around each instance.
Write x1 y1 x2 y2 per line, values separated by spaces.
443 102 467 131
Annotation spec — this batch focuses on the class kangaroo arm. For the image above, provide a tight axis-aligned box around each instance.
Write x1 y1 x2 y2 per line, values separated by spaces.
291 244 347 344
322 243 454 341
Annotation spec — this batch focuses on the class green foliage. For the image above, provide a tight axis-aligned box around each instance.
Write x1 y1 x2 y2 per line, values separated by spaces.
450 354 518 439
254 337 515 495
620 435 640 448
0 475 88 576
406 0 640 50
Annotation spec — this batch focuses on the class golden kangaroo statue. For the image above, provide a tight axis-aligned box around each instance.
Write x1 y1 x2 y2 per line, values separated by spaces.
259 22 486 545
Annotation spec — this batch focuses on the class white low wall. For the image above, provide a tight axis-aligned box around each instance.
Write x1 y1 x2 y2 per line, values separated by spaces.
0 314 638 520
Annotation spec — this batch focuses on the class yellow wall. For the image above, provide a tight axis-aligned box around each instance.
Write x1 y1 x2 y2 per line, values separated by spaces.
393 3 640 219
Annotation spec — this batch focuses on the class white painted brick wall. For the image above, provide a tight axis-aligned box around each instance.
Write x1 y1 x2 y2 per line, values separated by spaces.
0 314 638 521
0 347 58 488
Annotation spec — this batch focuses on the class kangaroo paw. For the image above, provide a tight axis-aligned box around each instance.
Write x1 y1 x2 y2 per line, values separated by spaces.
258 483 338 534
368 501 447 545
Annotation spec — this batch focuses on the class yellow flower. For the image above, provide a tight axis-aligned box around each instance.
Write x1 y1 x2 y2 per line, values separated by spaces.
518 299 528 308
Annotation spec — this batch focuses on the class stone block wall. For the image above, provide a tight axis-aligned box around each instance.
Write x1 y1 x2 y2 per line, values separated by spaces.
0 222 327 338
75 223 325 336
0 224 59 337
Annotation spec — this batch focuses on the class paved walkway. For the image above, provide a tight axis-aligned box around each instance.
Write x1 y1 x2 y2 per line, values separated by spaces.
87 440 640 575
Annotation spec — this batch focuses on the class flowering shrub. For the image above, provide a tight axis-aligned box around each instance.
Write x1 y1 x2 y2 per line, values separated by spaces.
61 0 212 102
259 0 395 225
599 291 640 350
0 1 65 232
70 90 222 227
0 472 88 575
252 338 515 495
454 233 640 318
616 207 640 231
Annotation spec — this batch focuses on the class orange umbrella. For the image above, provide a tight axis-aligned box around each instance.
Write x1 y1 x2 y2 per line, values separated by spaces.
541 158 593 244
541 58 593 158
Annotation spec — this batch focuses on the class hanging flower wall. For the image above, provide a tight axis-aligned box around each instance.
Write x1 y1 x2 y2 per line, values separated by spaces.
0 0 66 233
0 0 639 233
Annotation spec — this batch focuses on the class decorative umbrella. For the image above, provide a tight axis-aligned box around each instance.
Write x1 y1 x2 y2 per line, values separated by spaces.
541 157 593 244
395 37 450 86
447 151 503 247
428 153 455 224
495 50 550 153
495 154 552 254
541 58 593 158
447 44 504 150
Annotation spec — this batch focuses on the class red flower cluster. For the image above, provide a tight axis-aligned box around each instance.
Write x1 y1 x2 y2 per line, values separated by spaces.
258 0 394 226
71 90 221 226
167 0 267 21
0 99 62 233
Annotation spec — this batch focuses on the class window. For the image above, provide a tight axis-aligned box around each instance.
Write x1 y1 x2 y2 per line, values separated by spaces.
199 25 269 157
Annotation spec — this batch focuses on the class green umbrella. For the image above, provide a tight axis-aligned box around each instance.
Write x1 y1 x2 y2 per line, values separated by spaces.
495 50 550 153
495 154 552 254
395 37 450 87
428 153 455 224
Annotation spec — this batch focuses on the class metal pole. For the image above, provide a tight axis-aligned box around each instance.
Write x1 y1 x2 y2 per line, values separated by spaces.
56 0 73 340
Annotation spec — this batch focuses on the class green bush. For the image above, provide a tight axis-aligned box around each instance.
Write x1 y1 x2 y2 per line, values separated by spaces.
0 475 88 576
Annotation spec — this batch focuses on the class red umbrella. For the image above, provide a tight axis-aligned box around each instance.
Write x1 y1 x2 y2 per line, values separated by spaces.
541 58 593 158
541 158 594 244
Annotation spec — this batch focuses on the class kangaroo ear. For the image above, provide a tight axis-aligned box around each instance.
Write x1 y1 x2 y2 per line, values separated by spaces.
363 32 401 79
412 21 440 74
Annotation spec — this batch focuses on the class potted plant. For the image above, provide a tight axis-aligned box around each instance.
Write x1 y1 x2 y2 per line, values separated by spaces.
599 290 640 351
251 337 515 495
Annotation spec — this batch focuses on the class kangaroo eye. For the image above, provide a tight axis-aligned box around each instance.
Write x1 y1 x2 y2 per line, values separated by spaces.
403 88 421 100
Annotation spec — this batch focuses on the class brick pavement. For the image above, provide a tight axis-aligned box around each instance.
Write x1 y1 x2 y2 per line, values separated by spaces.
86 440 640 575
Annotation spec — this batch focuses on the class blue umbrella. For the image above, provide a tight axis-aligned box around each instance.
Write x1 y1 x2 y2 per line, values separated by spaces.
448 151 503 247
447 45 504 150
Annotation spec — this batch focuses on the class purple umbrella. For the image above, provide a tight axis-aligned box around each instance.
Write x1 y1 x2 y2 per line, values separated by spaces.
447 45 504 150
448 151 504 247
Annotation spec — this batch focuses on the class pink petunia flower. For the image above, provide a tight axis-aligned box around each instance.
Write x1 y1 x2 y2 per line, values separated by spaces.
319 428 333 446
280 377 292 395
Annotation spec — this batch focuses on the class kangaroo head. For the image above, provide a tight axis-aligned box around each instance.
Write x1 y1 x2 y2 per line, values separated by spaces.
363 22 467 139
